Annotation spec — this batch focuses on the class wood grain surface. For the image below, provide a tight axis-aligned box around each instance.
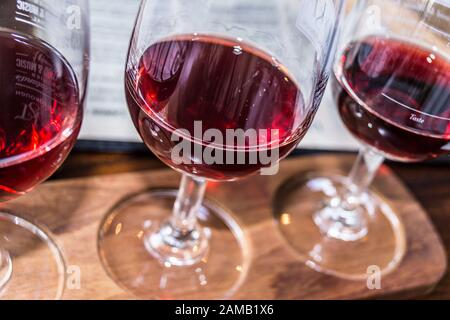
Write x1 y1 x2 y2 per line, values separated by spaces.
3 154 447 299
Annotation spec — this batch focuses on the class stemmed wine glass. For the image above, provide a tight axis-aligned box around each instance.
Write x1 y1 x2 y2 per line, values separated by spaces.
0 0 89 299
98 0 345 299
275 0 450 279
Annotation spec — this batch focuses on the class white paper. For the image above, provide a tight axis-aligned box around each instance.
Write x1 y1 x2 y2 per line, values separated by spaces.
79 0 141 142
300 88 358 151
80 0 358 151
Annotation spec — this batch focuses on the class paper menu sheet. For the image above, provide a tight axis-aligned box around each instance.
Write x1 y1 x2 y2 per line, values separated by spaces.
79 0 359 151
79 0 141 142
301 91 358 151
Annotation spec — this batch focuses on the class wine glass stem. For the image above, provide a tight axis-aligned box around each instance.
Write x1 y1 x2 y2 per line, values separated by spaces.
313 148 385 241
144 174 209 266
348 147 385 194
171 174 207 235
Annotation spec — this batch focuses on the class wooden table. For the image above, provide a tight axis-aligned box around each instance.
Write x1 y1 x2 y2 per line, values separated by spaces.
50 150 450 299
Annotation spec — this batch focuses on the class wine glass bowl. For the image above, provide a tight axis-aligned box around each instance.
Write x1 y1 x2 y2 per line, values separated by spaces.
125 34 308 181
0 0 89 299
98 0 345 299
0 32 82 202
334 35 450 162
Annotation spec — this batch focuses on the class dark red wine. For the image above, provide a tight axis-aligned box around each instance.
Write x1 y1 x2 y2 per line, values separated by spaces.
334 36 450 162
126 35 312 180
0 31 82 201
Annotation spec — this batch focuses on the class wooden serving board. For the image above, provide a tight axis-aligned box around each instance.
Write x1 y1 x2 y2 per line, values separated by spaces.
3 155 446 299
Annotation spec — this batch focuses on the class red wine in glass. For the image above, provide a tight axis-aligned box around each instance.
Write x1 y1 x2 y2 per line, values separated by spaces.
126 34 312 180
334 36 450 162
0 31 82 201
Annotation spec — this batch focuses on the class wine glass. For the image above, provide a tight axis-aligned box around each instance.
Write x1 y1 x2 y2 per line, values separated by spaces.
0 0 89 299
98 0 345 299
275 0 450 279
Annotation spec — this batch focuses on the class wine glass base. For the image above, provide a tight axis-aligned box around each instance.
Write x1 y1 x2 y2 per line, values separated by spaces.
273 175 406 280
0 248 12 290
145 221 210 267
98 190 250 299
0 211 66 299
